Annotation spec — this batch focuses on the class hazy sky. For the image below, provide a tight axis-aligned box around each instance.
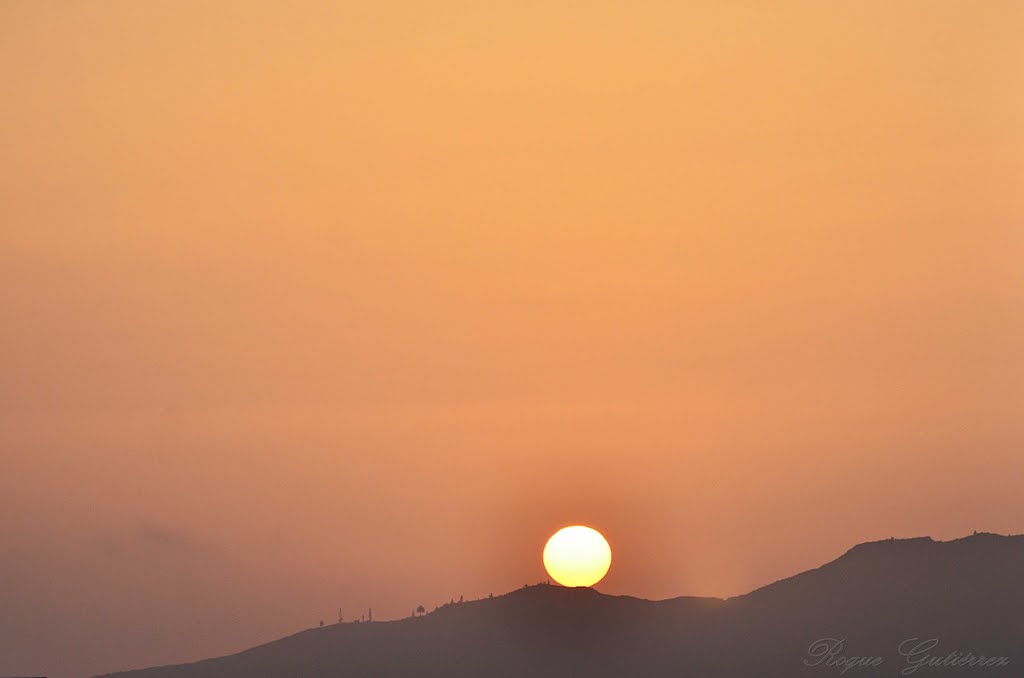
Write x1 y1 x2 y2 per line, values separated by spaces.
2 2 1023 677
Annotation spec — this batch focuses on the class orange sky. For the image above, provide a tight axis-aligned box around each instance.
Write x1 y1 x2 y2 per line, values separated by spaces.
2 2 1023 677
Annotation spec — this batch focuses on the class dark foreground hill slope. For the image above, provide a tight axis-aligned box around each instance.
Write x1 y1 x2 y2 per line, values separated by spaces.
100 533 1024 678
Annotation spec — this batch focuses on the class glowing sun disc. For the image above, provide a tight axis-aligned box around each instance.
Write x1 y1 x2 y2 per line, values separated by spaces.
543 525 612 587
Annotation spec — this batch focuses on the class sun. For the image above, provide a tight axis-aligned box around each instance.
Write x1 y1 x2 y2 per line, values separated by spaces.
543 525 612 587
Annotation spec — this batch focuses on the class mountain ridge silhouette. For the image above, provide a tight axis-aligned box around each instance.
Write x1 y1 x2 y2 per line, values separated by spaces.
98 533 1024 677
